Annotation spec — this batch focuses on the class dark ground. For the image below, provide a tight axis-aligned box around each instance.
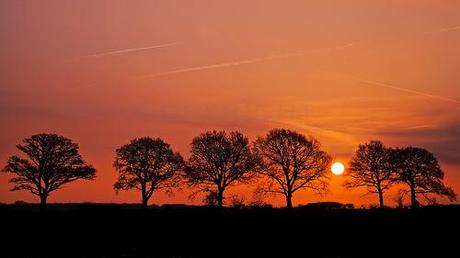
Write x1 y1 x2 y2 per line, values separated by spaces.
1 203 459 258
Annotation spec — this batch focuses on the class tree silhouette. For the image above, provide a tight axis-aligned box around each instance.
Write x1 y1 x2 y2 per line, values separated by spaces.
2 133 96 211
184 131 259 208
114 137 184 210
392 147 456 208
254 129 331 208
344 141 393 209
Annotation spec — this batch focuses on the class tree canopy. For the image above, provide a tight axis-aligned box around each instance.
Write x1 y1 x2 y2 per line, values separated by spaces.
344 141 394 208
114 137 184 209
184 130 259 207
3 133 96 211
254 129 331 208
392 147 456 208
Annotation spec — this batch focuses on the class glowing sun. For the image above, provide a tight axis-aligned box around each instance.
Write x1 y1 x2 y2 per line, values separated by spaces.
331 162 345 175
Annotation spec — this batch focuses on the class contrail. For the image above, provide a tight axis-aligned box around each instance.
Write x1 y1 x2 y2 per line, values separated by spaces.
83 42 178 58
140 44 354 78
358 79 460 104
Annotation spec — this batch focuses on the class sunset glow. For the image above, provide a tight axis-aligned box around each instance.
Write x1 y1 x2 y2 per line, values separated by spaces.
1 0 459 208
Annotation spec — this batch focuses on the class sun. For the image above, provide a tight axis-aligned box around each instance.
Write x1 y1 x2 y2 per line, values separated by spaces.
331 162 345 175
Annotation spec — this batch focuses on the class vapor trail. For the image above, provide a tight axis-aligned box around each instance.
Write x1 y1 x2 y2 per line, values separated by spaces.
140 44 354 78
83 42 178 58
358 79 460 104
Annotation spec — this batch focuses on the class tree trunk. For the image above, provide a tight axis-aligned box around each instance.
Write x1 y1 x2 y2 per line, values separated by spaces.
378 188 384 209
217 188 224 208
141 184 148 210
142 197 148 210
410 182 418 209
285 192 293 209
39 194 47 212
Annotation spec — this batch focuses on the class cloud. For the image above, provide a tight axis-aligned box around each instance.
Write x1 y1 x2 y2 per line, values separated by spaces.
273 119 360 147
381 121 460 165
425 25 460 34
439 26 460 32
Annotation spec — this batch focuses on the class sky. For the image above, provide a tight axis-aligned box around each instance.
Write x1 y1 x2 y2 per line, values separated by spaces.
1 0 460 207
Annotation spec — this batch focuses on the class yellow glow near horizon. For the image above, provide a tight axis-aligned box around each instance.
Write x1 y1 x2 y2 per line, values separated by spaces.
331 162 345 175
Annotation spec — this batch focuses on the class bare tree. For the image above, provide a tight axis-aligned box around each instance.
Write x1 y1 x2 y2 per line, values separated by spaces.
2 133 96 211
254 129 331 208
114 137 184 210
344 141 393 209
184 130 259 208
392 147 456 208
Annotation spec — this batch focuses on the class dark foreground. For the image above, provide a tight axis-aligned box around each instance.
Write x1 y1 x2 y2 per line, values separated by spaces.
1 203 459 258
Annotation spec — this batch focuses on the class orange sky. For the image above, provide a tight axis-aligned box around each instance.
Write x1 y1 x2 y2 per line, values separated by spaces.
1 0 460 207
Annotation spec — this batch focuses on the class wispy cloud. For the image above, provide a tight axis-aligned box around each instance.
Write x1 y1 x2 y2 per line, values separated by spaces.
439 26 460 32
404 125 435 130
381 120 460 165
139 44 354 79
81 42 178 58
356 79 460 105
275 119 359 147
425 25 460 34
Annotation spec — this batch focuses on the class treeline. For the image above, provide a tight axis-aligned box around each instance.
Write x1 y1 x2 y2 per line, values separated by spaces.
2 129 456 211
346 141 456 208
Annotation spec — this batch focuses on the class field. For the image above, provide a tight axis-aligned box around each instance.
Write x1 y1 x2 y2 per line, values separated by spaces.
1 203 459 258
